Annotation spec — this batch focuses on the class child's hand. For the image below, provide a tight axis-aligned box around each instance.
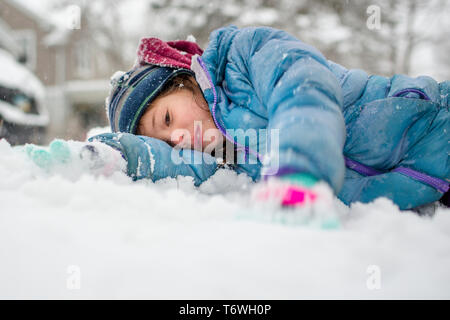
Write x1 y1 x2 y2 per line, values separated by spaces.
251 172 339 229
88 132 218 185
88 133 161 181
253 173 323 207
278 173 320 206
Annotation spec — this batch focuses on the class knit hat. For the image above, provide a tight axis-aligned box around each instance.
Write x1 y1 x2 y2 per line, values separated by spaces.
106 36 204 134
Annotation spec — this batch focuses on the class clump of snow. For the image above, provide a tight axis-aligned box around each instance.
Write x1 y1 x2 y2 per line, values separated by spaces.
0 48 49 127
143 142 155 173
0 137 449 299
110 70 127 84
186 34 197 43
0 49 45 102
85 126 111 140
105 70 128 118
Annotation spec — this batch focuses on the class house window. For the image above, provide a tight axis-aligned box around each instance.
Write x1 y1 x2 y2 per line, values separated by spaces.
14 30 36 70
75 41 92 77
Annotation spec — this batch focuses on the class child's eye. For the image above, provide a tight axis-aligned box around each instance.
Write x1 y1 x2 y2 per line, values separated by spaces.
165 110 171 126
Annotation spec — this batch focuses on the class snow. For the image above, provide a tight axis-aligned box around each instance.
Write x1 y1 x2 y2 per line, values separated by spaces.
0 49 45 99
186 34 197 43
0 100 47 127
85 126 111 140
0 135 449 299
110 70 127 83
0 48 49 126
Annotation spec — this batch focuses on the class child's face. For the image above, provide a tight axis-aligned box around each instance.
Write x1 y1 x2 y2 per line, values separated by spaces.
138 90 222 151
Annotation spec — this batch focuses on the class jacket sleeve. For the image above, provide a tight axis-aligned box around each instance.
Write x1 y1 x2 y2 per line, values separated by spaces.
203 25 347 193
338 169 445 210
139 135 219 186
89 133 218 186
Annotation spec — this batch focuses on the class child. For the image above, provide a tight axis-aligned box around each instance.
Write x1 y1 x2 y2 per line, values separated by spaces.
90 24 449 211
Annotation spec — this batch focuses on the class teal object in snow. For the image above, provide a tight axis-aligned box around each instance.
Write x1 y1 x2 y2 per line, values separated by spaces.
22 139 72 170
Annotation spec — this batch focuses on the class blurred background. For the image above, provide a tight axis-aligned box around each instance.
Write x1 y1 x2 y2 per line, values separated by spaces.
0 0 448 145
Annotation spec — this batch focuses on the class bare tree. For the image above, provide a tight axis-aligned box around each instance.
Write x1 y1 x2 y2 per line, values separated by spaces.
315 0 449 76
50 0 449 78
51 0 130 71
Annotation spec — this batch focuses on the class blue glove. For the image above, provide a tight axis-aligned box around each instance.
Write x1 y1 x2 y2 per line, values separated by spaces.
88 133 218 186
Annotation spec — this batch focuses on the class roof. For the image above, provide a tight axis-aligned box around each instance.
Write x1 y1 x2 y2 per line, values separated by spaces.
4 0 53 31
4 0 73 46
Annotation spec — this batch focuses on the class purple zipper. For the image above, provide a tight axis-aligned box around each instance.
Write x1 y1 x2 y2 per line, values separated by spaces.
392 167 449 193
344 157 382 176
392 88 431 100
346 157 449 193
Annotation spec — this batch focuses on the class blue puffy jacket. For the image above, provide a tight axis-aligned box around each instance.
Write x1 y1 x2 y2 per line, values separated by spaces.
96 25 449 210
195 24 449 210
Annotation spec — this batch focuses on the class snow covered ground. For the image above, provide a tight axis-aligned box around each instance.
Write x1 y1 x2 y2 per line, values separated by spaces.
0 135 449 299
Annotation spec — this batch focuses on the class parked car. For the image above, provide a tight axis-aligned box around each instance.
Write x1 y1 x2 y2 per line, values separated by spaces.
0 48 49 145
